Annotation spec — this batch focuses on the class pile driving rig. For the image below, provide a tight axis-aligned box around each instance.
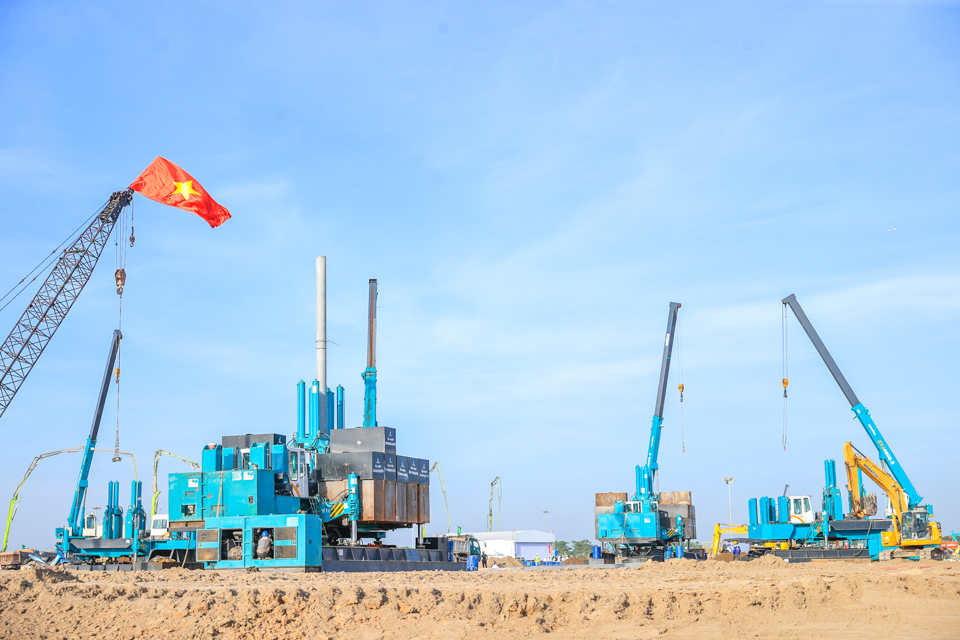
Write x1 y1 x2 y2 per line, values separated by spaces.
56 264 462 572
595 302 696 562
745 294 942 561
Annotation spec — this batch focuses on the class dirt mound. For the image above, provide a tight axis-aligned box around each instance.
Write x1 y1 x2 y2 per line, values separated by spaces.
17 566 80 584
0 561 957 638
562 557 587 565
749 554 787 567
487 556 524 568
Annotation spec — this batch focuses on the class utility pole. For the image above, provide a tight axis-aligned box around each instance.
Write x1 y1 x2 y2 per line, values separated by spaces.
541 510 549 531
722 477 736 524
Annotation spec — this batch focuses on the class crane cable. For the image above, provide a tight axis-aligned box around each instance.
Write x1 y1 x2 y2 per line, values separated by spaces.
0 202 107 313
782 302 789 452
676 309 685 454
111 202 134 463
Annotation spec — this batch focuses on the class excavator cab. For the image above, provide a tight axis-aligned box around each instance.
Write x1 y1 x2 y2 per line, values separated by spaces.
901 508 930 542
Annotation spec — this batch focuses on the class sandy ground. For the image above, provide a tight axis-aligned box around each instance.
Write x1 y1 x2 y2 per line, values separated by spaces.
1 558 959 639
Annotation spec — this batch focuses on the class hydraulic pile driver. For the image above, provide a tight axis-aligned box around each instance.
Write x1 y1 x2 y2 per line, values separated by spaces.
745 294 942 561
58 261 456 572
595 302 696 561
160 265 451 572
55 330 152 562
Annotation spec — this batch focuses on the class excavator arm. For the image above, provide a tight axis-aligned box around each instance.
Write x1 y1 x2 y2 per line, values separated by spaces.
843 441 940 550
711 523 748 556
843 442 908 520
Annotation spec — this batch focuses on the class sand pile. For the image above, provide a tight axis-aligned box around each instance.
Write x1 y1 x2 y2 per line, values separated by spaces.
486 556 524 568
0 561 957 639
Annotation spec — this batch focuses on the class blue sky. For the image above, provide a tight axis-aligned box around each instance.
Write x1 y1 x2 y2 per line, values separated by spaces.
1 1 958 550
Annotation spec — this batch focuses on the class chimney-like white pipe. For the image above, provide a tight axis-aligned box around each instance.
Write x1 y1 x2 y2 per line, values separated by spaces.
316 256 326 391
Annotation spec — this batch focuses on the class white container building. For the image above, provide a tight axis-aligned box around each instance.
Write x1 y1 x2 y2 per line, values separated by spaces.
467 530 556 560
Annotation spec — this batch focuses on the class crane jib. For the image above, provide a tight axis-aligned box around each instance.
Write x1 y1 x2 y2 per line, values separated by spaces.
0 190 132 421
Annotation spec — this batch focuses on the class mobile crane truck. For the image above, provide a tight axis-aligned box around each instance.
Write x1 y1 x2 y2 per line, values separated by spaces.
594 302 696 562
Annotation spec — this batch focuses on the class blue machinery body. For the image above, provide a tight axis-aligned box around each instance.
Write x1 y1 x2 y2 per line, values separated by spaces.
744 295 938 561
58 276 457 572
747 458 894 560
596 303 696 558
55 330 154 560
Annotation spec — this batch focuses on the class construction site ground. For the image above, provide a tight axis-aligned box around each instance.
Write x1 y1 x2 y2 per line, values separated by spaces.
1 557 958 639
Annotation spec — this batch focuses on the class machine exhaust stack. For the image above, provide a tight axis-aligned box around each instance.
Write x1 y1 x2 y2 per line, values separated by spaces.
362 279 378 428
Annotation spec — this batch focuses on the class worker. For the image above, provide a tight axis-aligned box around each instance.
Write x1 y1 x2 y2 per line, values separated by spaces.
534 553 540 566
256 530 273 559
732 544 741 560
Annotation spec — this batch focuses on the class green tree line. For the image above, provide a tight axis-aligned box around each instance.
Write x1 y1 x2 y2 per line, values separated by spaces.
554 540 595 558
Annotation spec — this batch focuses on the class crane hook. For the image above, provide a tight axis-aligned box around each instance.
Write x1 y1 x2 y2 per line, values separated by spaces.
114 268 126 296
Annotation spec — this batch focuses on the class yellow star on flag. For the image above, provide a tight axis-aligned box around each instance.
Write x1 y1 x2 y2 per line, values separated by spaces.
173 180 200 201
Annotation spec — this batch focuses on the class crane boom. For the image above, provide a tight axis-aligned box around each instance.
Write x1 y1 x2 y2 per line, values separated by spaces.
781 294 922 509
0 189 132 420
645 302 681 476
3 446 136 552
487 476 501 532
66 329 122 536
429 462 451 533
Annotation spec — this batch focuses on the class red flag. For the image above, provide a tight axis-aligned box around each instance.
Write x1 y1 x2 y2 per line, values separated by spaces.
129 156 232 228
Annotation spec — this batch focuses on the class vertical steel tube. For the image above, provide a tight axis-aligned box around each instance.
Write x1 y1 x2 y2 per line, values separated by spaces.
297 380 306 442
336 385 344 430
326 388 334 433
308 381 319 438
113 481 122 539
316 257 326 393
366 279 377 369
103 482 112 539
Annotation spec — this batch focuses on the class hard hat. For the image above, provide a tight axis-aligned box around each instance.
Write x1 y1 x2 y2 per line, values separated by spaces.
261 531 269 538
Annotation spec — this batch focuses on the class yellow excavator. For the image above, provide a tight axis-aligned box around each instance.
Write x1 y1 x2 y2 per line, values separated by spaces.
843 442 942 560
710 523 748 556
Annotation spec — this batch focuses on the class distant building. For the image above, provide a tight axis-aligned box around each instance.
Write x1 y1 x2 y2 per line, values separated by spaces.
467 530 555 559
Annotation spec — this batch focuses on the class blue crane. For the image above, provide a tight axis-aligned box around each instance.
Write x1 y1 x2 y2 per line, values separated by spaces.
595 302 693 559
635 302 681 504
781 294 923 511
64 330 122 538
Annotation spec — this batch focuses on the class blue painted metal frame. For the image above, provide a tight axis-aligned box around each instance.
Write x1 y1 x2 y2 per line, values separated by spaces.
65 330 121 537
201 513 323 570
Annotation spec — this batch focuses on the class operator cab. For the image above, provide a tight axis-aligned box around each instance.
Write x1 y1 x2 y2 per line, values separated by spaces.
900 508 930 541
81 513 102 538
615 500 658 514
151 514 169 538
786 496 814 524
